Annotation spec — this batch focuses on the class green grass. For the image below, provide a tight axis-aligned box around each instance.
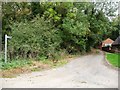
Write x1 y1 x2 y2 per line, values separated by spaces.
0 53 76 71
1 59 32 70
106 53 120 68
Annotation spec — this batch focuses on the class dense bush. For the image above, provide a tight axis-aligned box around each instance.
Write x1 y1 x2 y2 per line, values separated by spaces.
8 17 62 60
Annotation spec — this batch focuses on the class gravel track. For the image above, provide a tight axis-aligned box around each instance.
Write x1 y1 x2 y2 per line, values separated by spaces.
1 51 118 88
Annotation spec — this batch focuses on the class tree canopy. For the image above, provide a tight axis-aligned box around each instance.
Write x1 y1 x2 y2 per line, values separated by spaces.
2 2 119 60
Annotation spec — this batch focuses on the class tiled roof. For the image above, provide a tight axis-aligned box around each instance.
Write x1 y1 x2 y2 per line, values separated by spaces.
102 38 114 47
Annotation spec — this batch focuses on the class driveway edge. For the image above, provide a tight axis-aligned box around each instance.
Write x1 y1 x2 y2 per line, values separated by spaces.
103 51 118 71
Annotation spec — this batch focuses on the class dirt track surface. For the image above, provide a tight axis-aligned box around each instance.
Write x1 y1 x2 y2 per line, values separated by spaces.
1 51 118 88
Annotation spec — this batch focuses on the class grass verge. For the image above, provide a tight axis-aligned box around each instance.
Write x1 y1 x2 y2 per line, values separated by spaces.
0 54 76 78
1 60 32 70
106 52 120 68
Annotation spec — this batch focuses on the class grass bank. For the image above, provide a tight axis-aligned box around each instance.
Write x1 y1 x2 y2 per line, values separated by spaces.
0 54 77 78
106 52 120 68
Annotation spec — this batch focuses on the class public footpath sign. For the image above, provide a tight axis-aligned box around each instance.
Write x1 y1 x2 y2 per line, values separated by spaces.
5 34 12 63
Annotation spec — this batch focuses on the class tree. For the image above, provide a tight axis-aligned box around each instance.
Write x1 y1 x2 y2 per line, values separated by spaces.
61 2 90 53
2 2 118 60
109 16 120 40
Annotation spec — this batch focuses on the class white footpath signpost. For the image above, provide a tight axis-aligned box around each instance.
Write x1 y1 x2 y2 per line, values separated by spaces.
5 34 12 63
